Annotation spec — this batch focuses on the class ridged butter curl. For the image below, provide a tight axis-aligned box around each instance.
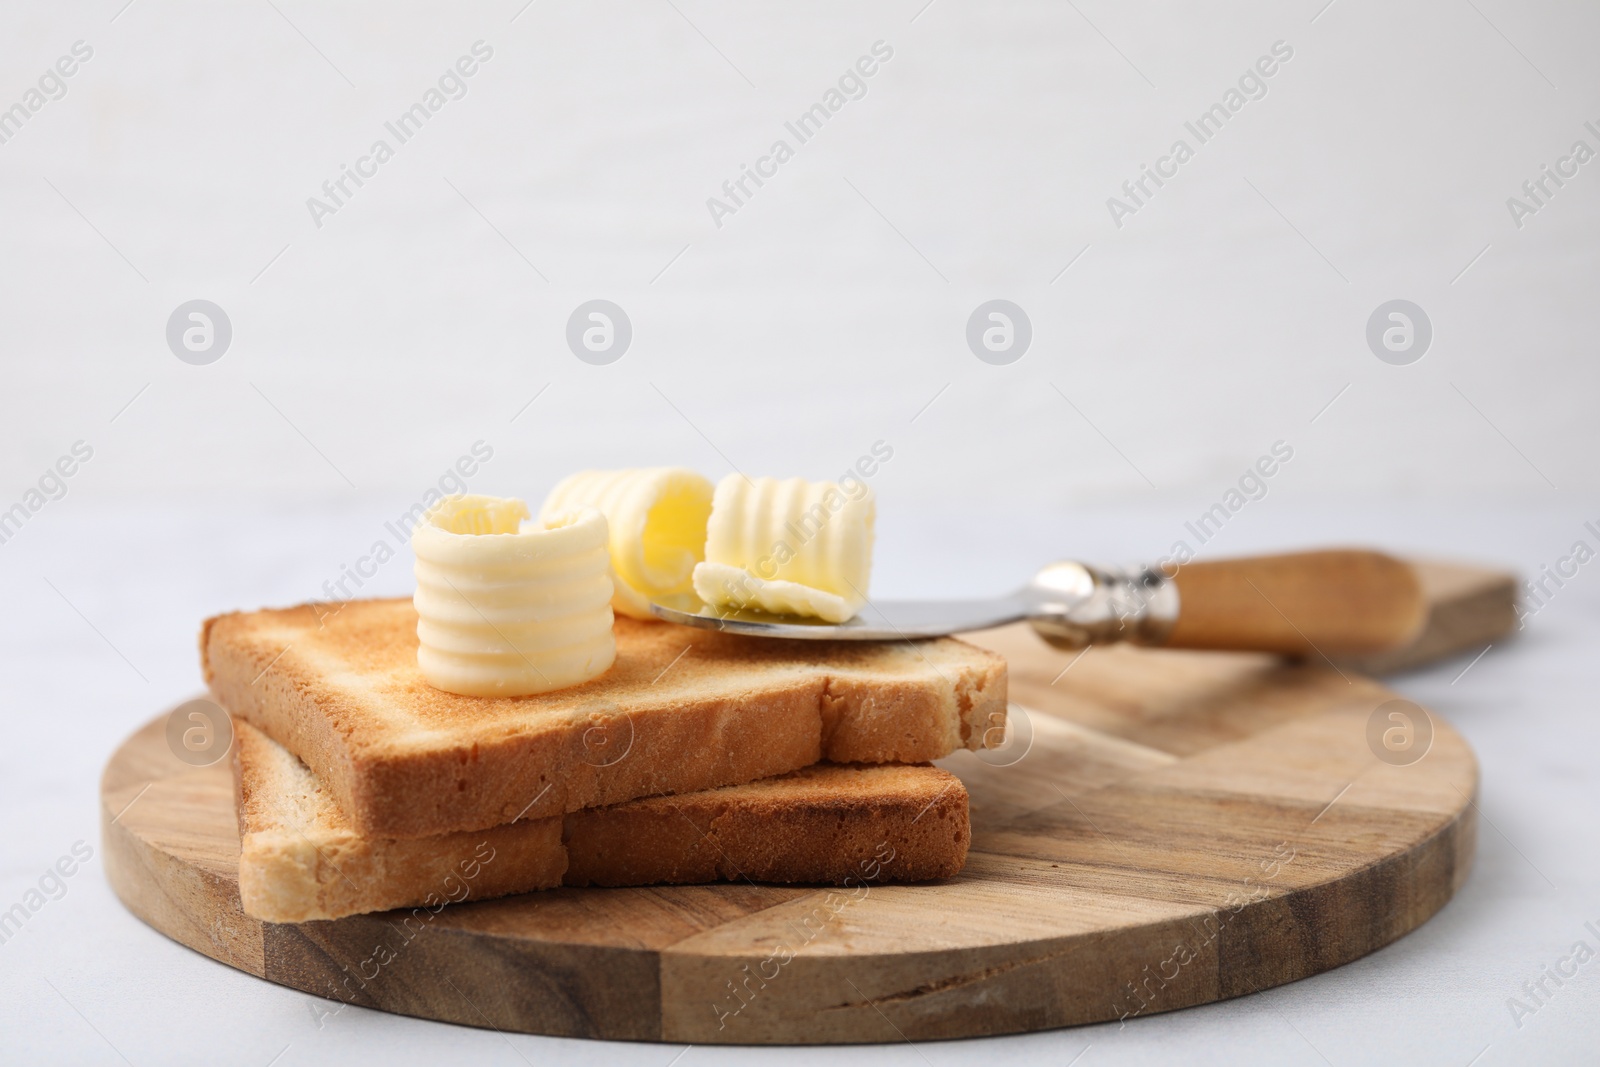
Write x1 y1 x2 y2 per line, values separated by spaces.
692 474 875 623
540 468 714 619
412 495 615 697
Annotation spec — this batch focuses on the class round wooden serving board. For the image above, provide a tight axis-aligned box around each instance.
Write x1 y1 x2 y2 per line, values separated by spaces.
103 622 1479 1044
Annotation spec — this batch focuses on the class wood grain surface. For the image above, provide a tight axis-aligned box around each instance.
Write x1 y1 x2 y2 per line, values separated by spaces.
1337 559 1519 675
101 561 1511 1044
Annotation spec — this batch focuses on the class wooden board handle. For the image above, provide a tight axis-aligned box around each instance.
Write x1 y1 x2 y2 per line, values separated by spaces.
1164 549 1427 656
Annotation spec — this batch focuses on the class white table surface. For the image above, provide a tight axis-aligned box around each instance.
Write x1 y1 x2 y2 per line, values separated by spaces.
2 500 1597 1066
2 0 1597 1061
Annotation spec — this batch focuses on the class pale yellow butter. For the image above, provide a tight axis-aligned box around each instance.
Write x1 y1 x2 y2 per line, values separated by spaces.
691 474 875 623
412 495 615 697
540 468 714 620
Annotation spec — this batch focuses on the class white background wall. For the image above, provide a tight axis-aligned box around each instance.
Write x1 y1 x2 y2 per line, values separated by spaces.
3 0 1593 517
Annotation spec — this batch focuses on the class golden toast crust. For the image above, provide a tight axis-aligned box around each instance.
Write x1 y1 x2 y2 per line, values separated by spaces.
234 721 970 923
205 598 1004 839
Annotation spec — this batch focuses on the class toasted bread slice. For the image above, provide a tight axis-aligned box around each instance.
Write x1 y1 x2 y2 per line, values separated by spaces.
234 721 970 922
204 599 1004 839
233 720 567 923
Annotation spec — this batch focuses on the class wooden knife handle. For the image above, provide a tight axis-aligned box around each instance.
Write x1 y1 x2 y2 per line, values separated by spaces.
1163 549 1427 656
